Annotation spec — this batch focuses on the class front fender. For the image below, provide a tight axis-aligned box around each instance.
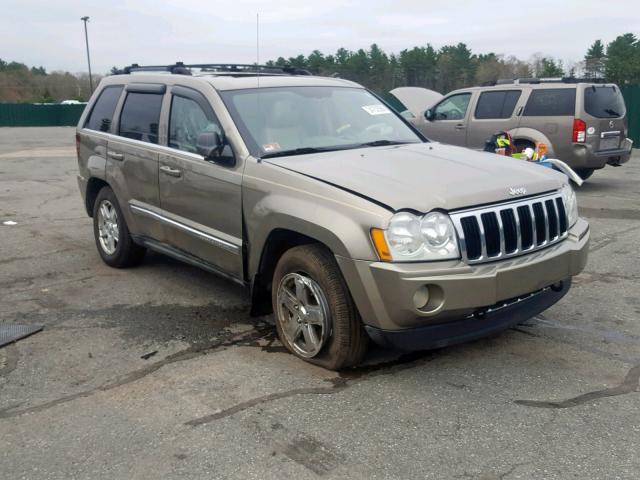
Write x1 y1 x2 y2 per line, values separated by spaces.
246 194 382 278
242 160 392 280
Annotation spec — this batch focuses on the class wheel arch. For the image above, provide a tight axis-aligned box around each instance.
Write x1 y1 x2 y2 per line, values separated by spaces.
249 228 334 316
512 127 555 155
85 177 111 217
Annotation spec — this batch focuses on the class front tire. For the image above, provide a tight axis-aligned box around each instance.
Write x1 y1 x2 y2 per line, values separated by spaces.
272 244 368 370
93 186 146 268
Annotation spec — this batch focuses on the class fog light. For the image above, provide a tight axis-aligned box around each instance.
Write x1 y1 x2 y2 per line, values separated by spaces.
413 286 430 310
551 281 564 292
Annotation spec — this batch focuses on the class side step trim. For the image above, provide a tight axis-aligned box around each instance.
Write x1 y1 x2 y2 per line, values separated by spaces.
133 236 247 288
129 204 240 255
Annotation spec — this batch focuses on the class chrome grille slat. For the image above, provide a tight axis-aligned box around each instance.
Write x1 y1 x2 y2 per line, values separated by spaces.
548 199 560 240
477 213 488 260
514 207 522 252
451 192 569 265
540 201 550 244
496 210 506 256
528 204 537 247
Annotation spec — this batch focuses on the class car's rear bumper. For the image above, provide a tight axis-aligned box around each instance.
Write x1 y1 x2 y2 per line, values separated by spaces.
365 279 570 350
336 218 589 338
567 138 633 169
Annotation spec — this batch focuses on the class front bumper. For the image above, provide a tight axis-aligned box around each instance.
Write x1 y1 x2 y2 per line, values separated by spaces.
336 218 589 335
365 280 570 350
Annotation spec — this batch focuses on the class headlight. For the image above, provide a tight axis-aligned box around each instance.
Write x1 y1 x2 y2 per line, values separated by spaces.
561 184 579 227
377 211 460 262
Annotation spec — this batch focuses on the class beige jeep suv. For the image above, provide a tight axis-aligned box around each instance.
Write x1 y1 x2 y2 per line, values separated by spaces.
76 63 589 369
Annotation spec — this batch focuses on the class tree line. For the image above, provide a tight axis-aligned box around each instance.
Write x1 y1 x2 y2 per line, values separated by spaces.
0 59 96 103
1 32 638 103
266 33 639 93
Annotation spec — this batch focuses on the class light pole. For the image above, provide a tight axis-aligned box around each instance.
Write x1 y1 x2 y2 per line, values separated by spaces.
81 16 94 93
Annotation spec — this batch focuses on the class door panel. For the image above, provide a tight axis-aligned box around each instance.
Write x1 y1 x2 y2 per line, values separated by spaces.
466 90 522 149
158 88 244 280
159 151 243 278
422 92 473 146
107 89 164 240
106 137 163 240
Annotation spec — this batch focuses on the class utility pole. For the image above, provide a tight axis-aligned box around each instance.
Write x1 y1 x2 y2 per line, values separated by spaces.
81 16 93 93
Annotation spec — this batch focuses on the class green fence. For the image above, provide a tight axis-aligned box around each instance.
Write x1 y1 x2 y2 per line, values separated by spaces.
621 86 640 148
0 104 85 127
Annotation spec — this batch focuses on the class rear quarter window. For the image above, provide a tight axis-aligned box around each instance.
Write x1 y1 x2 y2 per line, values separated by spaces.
118 92 163 144
584 85 626 118
84 85 123 132
523 88 576 116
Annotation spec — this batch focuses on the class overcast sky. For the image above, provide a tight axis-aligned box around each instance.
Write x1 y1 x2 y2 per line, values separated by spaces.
2 0 639 74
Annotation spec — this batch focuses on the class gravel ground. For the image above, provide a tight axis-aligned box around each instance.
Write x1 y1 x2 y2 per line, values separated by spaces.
0 127 639 479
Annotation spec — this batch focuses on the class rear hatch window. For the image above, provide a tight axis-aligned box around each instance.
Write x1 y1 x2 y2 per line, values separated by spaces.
523 88 576 116
584 85 626 118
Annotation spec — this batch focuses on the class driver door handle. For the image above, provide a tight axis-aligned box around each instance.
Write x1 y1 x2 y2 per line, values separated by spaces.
160 165 182 178
107 150 124 161
455 124 466 130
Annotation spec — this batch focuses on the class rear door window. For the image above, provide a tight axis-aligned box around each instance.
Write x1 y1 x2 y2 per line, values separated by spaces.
433 93 471 121
475 90 521 119
118 92 163 144
523 88 576 116
584 85 626 118
84 85 123 132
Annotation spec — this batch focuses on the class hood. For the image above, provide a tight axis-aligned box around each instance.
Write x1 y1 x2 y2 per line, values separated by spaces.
265 143 566 212
389 87 443 117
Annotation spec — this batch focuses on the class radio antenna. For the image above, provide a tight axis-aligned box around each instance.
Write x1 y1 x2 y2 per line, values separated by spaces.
256 12 262 162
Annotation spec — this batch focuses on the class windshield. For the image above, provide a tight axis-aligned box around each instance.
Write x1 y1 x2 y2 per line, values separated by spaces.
220 86 423 158
584 85 626 119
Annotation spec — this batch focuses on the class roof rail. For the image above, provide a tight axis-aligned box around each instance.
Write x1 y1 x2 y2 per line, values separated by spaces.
113 62 312 76
478 76 609 87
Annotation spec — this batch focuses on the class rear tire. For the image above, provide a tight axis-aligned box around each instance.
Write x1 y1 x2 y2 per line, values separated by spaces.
272 244 368 370
575 168 595 181
93 186 146 268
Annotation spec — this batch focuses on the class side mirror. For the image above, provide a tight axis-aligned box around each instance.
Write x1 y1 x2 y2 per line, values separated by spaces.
196 131 235 167
196 131 222 158
424 109 434 121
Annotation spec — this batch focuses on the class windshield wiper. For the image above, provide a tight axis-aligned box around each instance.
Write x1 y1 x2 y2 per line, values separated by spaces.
604 108 621 117
356 140 414 147
260 140 415 159
260 147 336 159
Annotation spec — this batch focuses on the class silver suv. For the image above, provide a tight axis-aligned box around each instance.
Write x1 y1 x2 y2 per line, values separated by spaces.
413 79 632 180
76 63 590 369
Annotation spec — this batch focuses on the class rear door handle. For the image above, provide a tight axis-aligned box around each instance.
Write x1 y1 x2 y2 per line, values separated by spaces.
107 150 124 161
455 124 466 130
160 165 182 177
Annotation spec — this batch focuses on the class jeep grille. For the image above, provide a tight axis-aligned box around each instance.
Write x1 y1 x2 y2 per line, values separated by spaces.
450 192 568 264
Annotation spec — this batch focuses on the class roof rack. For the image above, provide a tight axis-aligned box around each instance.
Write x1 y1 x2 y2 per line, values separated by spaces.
114 62 312 76
479 77 608 87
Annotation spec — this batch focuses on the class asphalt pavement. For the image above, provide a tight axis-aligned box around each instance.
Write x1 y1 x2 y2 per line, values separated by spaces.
1 127 639 479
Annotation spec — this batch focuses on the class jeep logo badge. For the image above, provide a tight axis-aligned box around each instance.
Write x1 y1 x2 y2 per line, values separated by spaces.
509 187 527 196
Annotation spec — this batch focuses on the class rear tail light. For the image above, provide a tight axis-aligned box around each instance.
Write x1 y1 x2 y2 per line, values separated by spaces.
572 119 586 143
75 132 81 158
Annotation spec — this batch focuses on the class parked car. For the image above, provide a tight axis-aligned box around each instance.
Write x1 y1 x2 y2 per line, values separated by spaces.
412 79 633 180
76 63 589 369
